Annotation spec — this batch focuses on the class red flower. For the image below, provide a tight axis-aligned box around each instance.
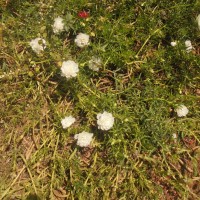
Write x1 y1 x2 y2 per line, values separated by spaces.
78 11 89 18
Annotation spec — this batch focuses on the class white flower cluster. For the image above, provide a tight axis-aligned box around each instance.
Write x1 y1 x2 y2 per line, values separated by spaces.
52 18 113 148
60 32 90 78
61 60 79 79
30 38 46 54
88 57 102 71
28 12 195 151
30 20 90 55
175 105 189 117
53 16 65 34
185 40 193 53
61 111 114 147
61 116 76 129
170 15 200 53
97 111 115 131
170 40 194 52
74 33 90 48
170 41 177 47
74 131 93 147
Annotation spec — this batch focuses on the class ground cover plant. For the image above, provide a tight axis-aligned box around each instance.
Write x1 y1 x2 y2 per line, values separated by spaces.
0 0 200 199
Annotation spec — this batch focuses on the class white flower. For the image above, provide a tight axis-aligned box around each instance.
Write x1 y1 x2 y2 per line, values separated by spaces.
185 40 193 53
97 111 114 130
172 133 177 139
170 41 177 47
29 38 46 54
74 33 90 48
197 14 200 30
74 131 93 147
61 116 76 129
88 57 102 71
61 60 79 78
175 105 189 117
53 17 65 34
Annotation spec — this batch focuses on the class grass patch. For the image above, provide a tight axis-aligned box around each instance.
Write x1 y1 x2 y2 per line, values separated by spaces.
1 0 200 199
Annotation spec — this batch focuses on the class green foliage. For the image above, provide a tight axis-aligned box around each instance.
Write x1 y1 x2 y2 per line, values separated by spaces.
1 0 200 199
